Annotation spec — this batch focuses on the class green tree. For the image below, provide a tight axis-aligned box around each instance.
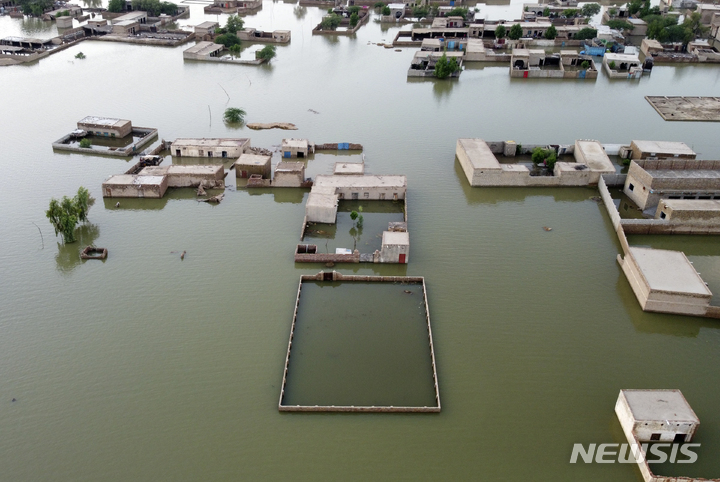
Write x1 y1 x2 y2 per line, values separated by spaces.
256 44 276 61
542 7 550 16
574 27 597 40
349 12 359 27
79 138 91 148
580 3 600 17
46 187 94 244
434 53 460 79
320 13 342 30
627 0 642 15
412 5 429 17
381 5 390 15
562 8 578 17
373 1 385 8
682 12 709 39
446 6 468 19
495 24 506 39
508 23 523 40
607 19 634 31
228 43 241 58
609 60 616 69
223 107 246 124
580 60 590 69
107 0 125 12
545 24 557 39
215 33 240 48
75 51 86 59
348 5 360 14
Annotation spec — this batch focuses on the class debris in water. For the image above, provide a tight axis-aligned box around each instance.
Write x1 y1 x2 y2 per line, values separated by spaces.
395 49 402 52
197 183 207 196
403 290 413 294
543 226 552 231
115 202 120 208
325 262 334 268
247 122 298 130
589 196 602 203
11 398 16 402
199 193 224 203
308 109 320 114
180 250 186 260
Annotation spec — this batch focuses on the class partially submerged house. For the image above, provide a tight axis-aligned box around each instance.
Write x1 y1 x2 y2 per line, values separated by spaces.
171 138 250 158
617 247 715 316
510 49 597 78
273 162 306 187
616 389 699 444
237 28 291 44
183 41 224 60
235 153 271 178
194 21 219 38
622 158 720 212
408 50 464 77
627 140 696 160
281 138 310 158
603 52 643 79
77 116 133 138
455 138 615 187
102 164 225 198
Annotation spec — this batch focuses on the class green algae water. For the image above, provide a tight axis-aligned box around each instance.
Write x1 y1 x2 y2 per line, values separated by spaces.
1 0 720 480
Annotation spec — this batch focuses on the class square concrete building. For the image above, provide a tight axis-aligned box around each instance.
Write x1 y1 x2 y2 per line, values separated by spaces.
379 231 409 264
235 153 271 178
102 174 168 198
615 389 699 443
630 140 696 160
274 161 305 187
77 116 133 138
281 138 309 158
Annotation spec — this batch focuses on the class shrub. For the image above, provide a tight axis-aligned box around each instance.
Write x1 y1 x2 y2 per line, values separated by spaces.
495 24 506 39
107 0 125 12
580 60 590 69
607 19 634 31
381 5 390 15
373 1 385 8
228 44 241 58
581 3 600 17
531 147 557 170
446 6 468 19
412 5 429 17
348 5 360 14
75 51 86 59
575 27 597 40
562 8 578 17
542 7 550 16
349 12 359 27
509 23 523 40
79 138 92 148
609 60 616 69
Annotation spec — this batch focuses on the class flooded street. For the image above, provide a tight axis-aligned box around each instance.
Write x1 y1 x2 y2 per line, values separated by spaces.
1 0 720 480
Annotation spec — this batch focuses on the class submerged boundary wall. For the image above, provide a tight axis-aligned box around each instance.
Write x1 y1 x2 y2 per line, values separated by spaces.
278 272 441 412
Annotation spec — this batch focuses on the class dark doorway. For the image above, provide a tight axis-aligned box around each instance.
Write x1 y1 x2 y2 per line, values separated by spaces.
176 149 181 156
323 272 333 281
674 433 686 443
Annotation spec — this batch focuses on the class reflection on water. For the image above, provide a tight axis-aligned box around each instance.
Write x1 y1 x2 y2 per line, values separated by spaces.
293 5 306 19
54 223 101 273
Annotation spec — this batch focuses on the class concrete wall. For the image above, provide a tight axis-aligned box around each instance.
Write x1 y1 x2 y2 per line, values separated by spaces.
102 176 168 198
273 171 304 187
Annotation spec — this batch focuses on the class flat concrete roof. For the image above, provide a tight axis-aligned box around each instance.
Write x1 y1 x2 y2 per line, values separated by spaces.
314 174 407 189
275 161 304 172
167 165 223 175
282 138 309 149
78 116 130 128
103 174 165 186
661 199 720 211
576 140 614 172
643 38 663 48
196 21 219 29
645 169 720 180
631 140 696 156
334 162 364 175
605 52 640 61
114 11 147 22
457 139 501 171
236 153 271 166
307 192 338 209
172 138 250 148
622 389 699 423
382 231 410 246
629 247 712 296
184 41 223 55
466 38 485 53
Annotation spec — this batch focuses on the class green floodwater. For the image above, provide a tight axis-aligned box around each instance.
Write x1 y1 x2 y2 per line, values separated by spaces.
1 0 720 480
282 281 436 408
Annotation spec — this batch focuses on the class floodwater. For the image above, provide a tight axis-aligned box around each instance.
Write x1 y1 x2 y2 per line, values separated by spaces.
1 0 720 480
282 281 436 408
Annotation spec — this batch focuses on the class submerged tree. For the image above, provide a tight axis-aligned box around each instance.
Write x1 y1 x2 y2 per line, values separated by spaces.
320 13 342 30
223 107 246 124
46 187 94 244
107 0 125 12
349 12 359 27
228 44 241 59
79 138 91 148
434 53 460 79
256 44 277 61
75 51 86 59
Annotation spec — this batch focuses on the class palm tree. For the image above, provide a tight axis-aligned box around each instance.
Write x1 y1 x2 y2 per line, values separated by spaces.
224 107 246 124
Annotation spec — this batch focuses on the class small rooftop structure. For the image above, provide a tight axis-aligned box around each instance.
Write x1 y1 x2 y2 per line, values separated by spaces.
617 389 699 443
281 138 310 158
140 165 225 188
654 199 720 222
273 161 306 187
379 231 410 264
194 21 219 36
603 52 643 79
77 116 132 138
102 174 168 198
171 138 250 158
617 247 713 316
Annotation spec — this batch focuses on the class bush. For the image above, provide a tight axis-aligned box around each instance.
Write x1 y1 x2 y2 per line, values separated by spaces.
223 107 246 124
349 12 359 27
107 0 125 12
228 44 241 58
446 6 468 19
373 1 385 8
215 33 240 48
531 147 557 170
381 5 390 15
609 60 616 69
131 0 178 16
580 60 590 69
495 24 506 39
575 27 597 40
412 5 429 17
508 23 523 40
562 8 578 17
75 51 86 59
434 53 460 79
256 44 276 61
320 13 342 30
545 25 557 39
348 5 360 14
46 187 94 244
607 19 634 31
79 138 92 148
